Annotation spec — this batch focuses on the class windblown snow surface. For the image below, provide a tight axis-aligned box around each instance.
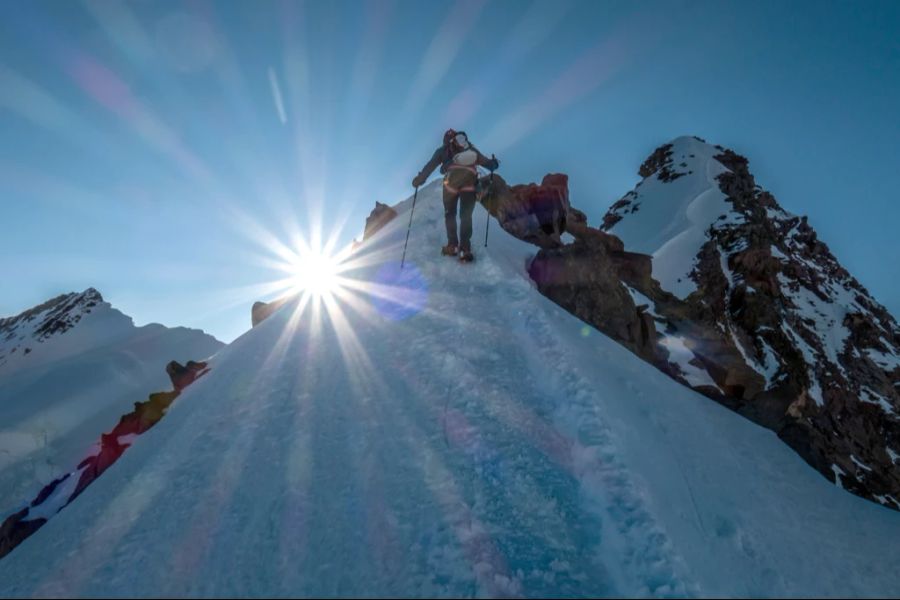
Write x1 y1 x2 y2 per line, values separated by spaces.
604 136 735 300
2 181 900 597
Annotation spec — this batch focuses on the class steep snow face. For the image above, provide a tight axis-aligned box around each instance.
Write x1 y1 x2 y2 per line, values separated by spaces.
3 181 900 597
603 136 736 299
0 290 223 516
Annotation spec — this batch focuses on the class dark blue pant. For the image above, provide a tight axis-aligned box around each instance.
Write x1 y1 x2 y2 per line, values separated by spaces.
443 188 476 251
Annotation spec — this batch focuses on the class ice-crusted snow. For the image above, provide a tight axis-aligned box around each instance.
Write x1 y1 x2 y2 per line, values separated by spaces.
726 325 766 381
781 321 826 406
759 339 781 382
624 286 664 321
659 336 721 391
776 273 853 377
831 464 847 489
851 455 873 473
888 447 900 464
867 345 900 372
3 181 900 597
807 378 825 407
727 323 780 389
860 386 896 417
718 246 735 288
874 494 900 510
605 137 739 300
766 206 792 221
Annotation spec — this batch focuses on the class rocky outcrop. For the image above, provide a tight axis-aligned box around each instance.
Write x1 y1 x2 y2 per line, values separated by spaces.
0 508 46 560
363 202 398 241
638 142 691 182
166 360 208 392
566 136 900 509
529 227 662 364
480 173 570 248
252 297 291 328
0 360 210 559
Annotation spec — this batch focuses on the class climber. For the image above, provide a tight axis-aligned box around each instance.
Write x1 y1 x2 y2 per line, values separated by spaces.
412 129 499 262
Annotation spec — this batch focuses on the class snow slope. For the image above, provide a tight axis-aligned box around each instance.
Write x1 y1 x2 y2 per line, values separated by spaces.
0 291 223 517
2 181 900 597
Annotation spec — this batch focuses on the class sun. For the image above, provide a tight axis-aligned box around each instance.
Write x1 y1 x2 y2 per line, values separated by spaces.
235 213 361 317
289 248 344 298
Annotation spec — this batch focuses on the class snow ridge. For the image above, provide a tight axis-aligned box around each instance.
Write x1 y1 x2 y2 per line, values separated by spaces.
604 137 736 299
3 181 900 596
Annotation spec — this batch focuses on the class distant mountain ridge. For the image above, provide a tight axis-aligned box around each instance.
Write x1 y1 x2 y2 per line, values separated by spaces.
0 288 107 371
0 288 223 517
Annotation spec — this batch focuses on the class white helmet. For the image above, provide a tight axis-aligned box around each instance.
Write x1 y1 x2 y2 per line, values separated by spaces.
454 132 470 149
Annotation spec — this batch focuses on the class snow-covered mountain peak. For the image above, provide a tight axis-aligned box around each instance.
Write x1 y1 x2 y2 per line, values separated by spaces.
0 288 132 373
1 288 104 337
0 288 227 380
601 137 738 299
594 137 900 506
637 135 719 179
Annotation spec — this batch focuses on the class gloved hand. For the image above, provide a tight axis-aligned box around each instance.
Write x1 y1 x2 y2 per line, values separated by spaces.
412 174 425 187
488 157 500 171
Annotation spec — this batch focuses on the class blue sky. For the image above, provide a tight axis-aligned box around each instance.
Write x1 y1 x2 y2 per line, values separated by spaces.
2 0 898 343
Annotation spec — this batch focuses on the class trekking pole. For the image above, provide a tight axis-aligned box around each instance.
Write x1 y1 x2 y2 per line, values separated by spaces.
400 185 419 269
484 154 495 248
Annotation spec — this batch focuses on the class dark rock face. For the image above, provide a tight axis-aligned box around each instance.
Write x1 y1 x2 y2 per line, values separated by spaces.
694 148 900 506
565 138 900 509
529 228 661 364
363 202 398 241
0 360 209 560
638 143 686 182
481 173 570 248
252 297 291 328
0 509 45 560
166 360 209 391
